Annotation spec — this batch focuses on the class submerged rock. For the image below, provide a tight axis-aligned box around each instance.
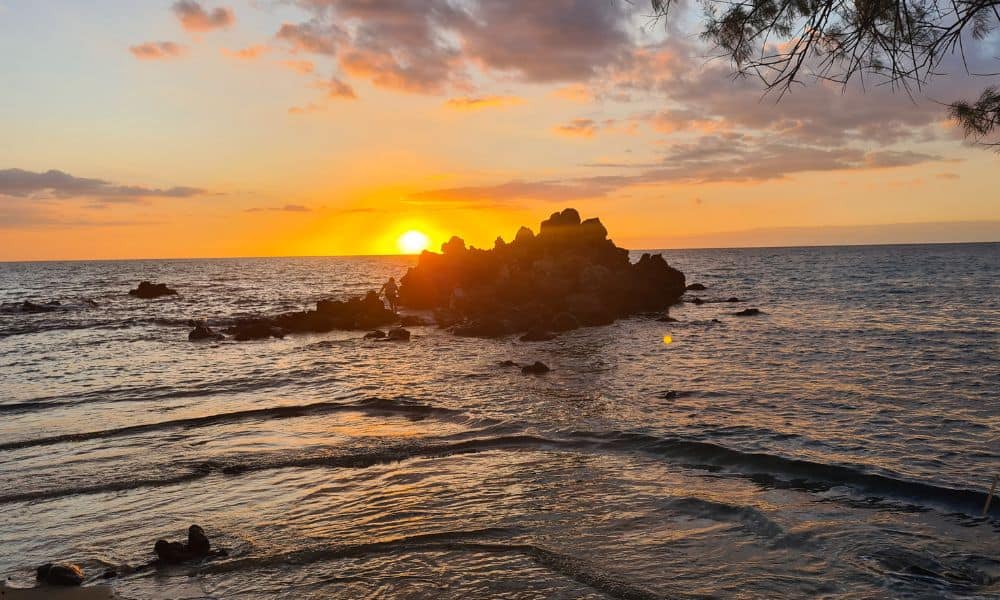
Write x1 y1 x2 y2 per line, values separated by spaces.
364 329 387 339
499 360 519 367
384 327 411 342
686 283 707 291
20 300 61 313
520 328 556 342
225 292 397 341
397 208 685 337
129 281 177 299
733 308 763 316
188 323 224 341
726 297 741 303
521 361 550 374
36 563 84 586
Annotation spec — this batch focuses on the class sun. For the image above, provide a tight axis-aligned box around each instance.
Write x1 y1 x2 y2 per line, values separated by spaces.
398 230 430 254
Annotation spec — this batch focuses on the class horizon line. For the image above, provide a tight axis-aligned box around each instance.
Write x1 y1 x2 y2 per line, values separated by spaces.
1 239 996 265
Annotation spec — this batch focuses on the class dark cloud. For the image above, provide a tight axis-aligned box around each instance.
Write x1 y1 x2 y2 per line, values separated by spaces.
129 41 186 60
276 21 342 55
245 204 311 212
172 1 235 32
0 169 204 201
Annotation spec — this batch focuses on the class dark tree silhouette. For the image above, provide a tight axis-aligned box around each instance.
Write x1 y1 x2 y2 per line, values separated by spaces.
647 0 1000 147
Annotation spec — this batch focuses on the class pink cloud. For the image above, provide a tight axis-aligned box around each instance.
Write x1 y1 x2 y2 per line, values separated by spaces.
129 41 186 60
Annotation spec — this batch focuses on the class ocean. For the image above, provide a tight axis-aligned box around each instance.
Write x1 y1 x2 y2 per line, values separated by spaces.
0 243 997 599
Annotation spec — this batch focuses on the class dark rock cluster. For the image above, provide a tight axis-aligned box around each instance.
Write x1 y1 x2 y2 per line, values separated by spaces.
154 524 224 564
398 208 686 337
222 291 398 341
129 281 177 299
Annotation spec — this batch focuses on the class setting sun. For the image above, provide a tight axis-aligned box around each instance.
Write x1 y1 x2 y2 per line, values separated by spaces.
398 230 430 255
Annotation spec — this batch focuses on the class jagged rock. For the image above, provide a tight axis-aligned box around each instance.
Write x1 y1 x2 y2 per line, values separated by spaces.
397 209 686 336
188 323 224 341
364 330 387 339
520 328 556 342
129 281 177 299
686 283 707 291
734 308 762 316
36 563 84 586
521 361 550 374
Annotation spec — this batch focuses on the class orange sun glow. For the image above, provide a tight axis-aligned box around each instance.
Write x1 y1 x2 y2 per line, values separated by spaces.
398 230 430 254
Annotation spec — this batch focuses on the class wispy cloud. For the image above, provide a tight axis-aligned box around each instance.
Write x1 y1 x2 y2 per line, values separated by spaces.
553 118 599 138
222 45 268 60
245 204 311 213
0 168 204 201
444 95 524 110
129 41 186 60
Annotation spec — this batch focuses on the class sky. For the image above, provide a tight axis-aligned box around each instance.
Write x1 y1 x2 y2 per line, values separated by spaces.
1 0 998 261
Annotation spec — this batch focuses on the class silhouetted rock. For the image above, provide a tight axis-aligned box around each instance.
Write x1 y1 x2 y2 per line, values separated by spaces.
657 316 678 322
129 281 177 299
551 312 579 332
726 297 741 303
451 318 507 338
733 308 763 316
154 524 219 565
225 292 397 341
397 209 686 336
686 283 707 291
520 328 556 342
36 563 84 586
522 361 550 374
228 319 285 341
188 322 224 341
399 314 427 327
364 330 387 339
384 327 411 341
187 525 210 556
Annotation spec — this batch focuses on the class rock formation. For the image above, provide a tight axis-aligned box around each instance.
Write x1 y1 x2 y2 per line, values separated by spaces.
36 563 84 586
398 208 685 337
129 281 177 299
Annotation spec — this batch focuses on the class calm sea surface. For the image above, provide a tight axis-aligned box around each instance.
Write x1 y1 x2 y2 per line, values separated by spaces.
0 244 997 599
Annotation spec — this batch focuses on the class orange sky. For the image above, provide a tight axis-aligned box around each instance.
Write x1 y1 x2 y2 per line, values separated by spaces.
1 1 998 261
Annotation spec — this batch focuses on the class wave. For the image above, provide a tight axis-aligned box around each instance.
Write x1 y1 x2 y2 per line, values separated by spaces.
199 529 671 600
0 397 465 452
2 430 995 519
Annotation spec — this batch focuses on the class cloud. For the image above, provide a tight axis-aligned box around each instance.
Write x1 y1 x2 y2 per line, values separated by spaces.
273 0 636 94
0 168 204 201
280 59 315 74
444 95 523 110
553 118 599 138
129 41 186 60
172 1 235 32
245 204 311 212
326 77 356 99
276 21 341 55
222 45 269 60
288 102 326 115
